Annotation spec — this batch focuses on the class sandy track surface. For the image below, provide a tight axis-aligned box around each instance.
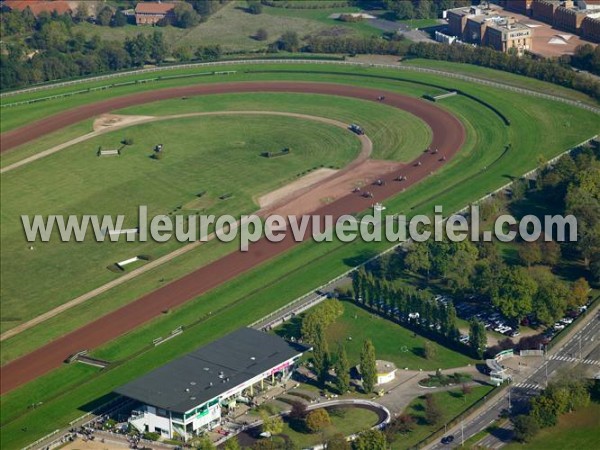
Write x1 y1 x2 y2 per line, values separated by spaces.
0 82 465 394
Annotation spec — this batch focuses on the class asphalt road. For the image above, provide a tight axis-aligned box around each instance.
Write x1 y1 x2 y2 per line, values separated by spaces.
428 307 600 449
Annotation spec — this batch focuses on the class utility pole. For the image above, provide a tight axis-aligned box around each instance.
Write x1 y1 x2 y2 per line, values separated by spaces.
461 420 464 447
579 334 582 361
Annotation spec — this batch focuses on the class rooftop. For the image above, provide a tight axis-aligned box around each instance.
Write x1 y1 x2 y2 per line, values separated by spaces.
135 1 176 15
3 0 71 16
115 328 309 413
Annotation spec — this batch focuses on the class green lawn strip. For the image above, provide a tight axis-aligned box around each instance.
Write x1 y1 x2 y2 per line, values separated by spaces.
503 401 600 450
0 114 360 331
276 406 379 447
0 364 100 425
0 120 94 168
390 385 495 449
401 58 599 106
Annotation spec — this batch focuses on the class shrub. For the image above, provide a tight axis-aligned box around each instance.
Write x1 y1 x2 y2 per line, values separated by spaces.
143 432 160 441
122 137 134 145
305 409 331 433
255 28 269 41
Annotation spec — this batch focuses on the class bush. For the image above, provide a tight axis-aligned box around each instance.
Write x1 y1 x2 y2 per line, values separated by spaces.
122 137 134 145
305 409 331 433
255 28 269 41
143 432 160 441
248 1 263 14
512 415 540 442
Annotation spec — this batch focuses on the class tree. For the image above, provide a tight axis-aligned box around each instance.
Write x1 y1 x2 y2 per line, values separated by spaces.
255 28 269 41
248 1 263 14
492 266 537 322
512 415 540 442
173 45 193 61
224 437 241 450
149 30 168 64
305 409 331 433
352 429 387 450
260 410 283 436
334 344 350 394
288 400 307 428
96 6 113 26
416 0 434 19
540 240 561 266
532 272 569 326
424 393 443 425
571 277 590 308
423 340 437 360
518 241 542 267
124 33 150 66
388 0 415 20
112 9 128 27
173 2 200 28
312 324 330 387
384 413 415 442
469 318 487 359
301 299 344 342
196 436 216 450
252 441 276 450
360 339 377 393
74 3 88 23
404 242 431 278
278 31 300 52
326 433 350 450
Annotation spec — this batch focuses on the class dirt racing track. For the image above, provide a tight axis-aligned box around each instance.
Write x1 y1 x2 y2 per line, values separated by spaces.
0 81 465 394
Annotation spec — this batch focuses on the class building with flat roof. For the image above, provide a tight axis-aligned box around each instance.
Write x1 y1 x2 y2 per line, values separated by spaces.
115 328 310 440
446 5 533 53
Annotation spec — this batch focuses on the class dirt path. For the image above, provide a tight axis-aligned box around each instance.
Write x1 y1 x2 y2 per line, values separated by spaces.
0 82 465 394
0 111 371 341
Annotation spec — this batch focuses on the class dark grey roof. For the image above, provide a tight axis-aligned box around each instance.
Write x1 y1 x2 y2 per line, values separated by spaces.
115 328 308 413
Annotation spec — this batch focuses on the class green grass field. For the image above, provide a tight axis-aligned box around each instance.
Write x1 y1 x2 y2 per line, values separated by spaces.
1 62 598 449
0 93 431 333
61 1 381 55
503 401 600 450
401 58 600 106
277 301 474 371
275 406 379 448
391 385 495 449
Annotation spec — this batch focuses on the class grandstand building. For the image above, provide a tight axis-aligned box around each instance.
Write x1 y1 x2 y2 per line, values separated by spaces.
115 328 309 440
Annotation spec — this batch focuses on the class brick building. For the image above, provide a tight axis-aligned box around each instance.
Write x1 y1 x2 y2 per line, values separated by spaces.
135 1 176 25
446 5 533 53
581 15 600 40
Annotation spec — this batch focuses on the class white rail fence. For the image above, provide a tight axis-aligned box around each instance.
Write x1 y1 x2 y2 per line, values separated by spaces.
2 59 599 114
